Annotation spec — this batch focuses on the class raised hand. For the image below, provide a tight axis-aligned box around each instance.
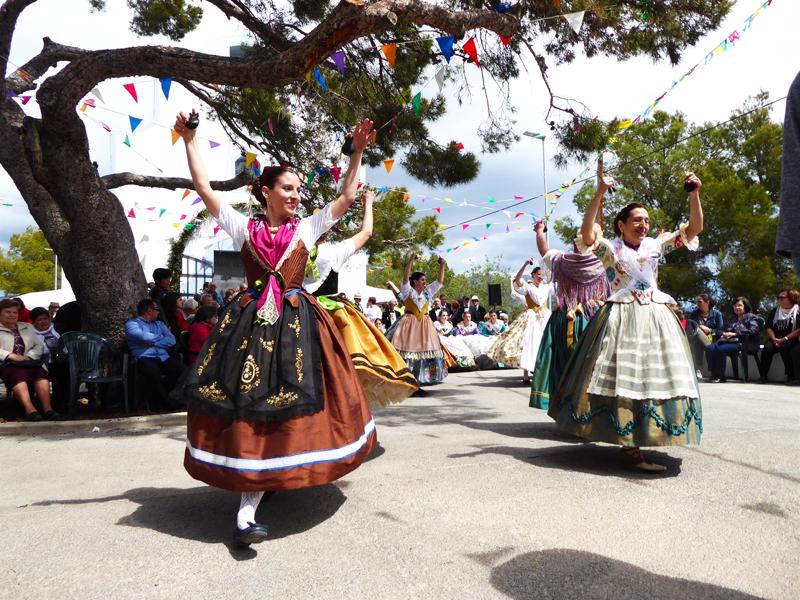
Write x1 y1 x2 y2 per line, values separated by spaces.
684 172 702 193
362 189 376 204
596 158 614 193
350 119 375 154
174 111 197 143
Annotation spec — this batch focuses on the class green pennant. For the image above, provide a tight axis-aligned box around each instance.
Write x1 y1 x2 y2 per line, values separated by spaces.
306 171 316 187
485 223 491 230
412 92 422 116
159 208 167 217
123 134 131 147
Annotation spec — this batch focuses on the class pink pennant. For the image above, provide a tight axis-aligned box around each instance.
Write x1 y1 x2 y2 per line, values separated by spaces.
483 234 488 240
123 83 138 103
83 98 96 108
514 195 523 200
20 95 32 105
455 142 464 151
100 122 111 132
514 212 524 218
461 223 469 230
434 207 441 214
180 214 187 220
357 182 363 190
330 165 341 183
213 226 221 235
127 209 136 218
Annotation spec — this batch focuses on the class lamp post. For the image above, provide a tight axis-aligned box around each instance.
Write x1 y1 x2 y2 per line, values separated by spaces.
523 131 547 242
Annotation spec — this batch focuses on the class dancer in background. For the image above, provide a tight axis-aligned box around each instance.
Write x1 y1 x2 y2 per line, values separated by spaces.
388 254 448 389
175 112 376 548
303 189 417 405
529 219 609 409
488 279 530 371
548 163 704 472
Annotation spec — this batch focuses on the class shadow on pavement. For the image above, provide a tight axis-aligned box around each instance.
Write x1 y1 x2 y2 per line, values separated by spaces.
490 549 760 599
458 419 584 444
449 444 682 479
373 402 498 428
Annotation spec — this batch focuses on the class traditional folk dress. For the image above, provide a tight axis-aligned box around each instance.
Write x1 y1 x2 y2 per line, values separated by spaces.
529 249 607 410
303 240 417 405
548 225 702 447
490 281 551 371
454 321 495 358
435 320 476 370
180 203 376 492
388 281 447 385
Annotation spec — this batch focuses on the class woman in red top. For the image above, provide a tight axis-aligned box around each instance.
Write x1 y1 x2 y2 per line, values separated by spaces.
185 305 218 365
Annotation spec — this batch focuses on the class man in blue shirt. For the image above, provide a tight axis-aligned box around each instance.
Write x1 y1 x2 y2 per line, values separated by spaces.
125 299 185 408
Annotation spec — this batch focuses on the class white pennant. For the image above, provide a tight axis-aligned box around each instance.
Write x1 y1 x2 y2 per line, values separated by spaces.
563 11 585 35
90 86 105 104
435 67 445 93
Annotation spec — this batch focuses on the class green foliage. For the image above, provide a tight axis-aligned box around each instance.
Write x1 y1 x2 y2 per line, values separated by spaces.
553 95 797 312
126 0 203 40
0 227 57 295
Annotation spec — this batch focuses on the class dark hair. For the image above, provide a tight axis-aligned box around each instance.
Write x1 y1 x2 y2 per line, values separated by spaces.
732 296 752 313
194 305 218 324
0 298 19 312
779 288 800 304
162 292 182 329
532 266 542 274
153 267 171 281
696 293 716 309
410 271 425 286
252 165 299 207
136 299 156 315
613 202 647 236
30 307 50 321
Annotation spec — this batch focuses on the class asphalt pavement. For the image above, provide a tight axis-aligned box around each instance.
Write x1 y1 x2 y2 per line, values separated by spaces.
1 370 798 599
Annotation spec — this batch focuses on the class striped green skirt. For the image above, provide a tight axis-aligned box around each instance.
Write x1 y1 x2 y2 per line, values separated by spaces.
529 307 588 410
548 302 702 447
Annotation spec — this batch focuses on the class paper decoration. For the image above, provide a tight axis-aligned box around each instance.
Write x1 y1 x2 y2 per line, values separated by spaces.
123 134 131 147
129 116 142 132
245 152 257 168
122 83 138 103
192 197 202 205
171 129 180 145
412 92 422 116
514 212 524 218
380 43 397 68
461 224 469 230
500 35 513 46
437 36 455 63
213 226 221 235
182 189 191 200
84 98 96 108
443 197 455 204
100 121 111 132
514 195 524 200
485 223 491 230
563 11 586 35
127 209 136 218
383 159 395 174
435 68 446 92
331 50 346 73
306 171 316 187
180 214 187 221
160 77 172 100
268 118 274 135
209 140 221 149
330 165 341 183
462 38 479 66
159 208 167 217
402 192 411 203
434 207 441 214
20 95 32 105
312 68 328 92
90 87 104 103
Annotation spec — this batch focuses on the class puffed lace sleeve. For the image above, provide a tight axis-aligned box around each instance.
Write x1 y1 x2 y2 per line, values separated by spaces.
298 202 340 249
539 249 562 282
657 223 699 255
575 223 615 268
214 202 249 250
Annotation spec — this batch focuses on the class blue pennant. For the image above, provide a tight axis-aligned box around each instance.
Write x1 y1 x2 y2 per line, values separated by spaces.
436 36 455 64
312 68 328 92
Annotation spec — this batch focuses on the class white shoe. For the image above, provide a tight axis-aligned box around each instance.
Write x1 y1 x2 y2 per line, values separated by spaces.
695 370 703 379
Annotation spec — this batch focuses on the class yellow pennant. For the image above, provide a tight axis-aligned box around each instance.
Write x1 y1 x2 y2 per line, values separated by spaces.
171 129 180 145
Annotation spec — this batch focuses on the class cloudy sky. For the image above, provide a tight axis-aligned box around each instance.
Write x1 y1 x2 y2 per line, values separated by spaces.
2 0 799 278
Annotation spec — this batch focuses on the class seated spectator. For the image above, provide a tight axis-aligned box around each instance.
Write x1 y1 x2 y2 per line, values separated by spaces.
382 298 401 329
428 297 444 322
454 312 479 336
223 288 237 306
181 297 198 325
238 283 248 293
498 312 509 327
759 289 800 383
373 318 386 335
30 306 68 412
687 293 723 378
124 299 185 408
185 305 218 365
199 293 219 310
364 296 382 322
479 311 507 336
0 298 59 420
48 302 60 319
150 267 172 305
434 310 453 336
12 297 32 323
705 297 760 383
207 282 224 306
162 292 190 338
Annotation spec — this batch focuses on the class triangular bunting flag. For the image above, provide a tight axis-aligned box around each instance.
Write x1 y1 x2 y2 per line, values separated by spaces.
209 140 221 149
461 223 469 230
213 226 221 236
140 234 149 243
563 11 586 35
331 50 346 74
83 98 96 108
435 67 446 92
514 212 524 218
180 214 187 221
380 43 397 68
499 35 513 46
122 83 138 103
129 116 142 132
192 197 202 205
378 186 389 194
514 195 524 200
181 189 191 200
383 159 395 174
306 172 316 187
159 208 167 217
20 95 32 105
402 192 410 203
505 225 510 233
127 208 136 218
488 197 496 203
434 207 441 214
412 92 422 116
160 77 172 100
312 68 328 92
100 121 111 132
330 165 341 183
485 223 491 230
171 129 180 145
90 87 104 103
436 36 455 63
462 38 479 66
172 223 180 229
123 134 131 147
245 152 257 168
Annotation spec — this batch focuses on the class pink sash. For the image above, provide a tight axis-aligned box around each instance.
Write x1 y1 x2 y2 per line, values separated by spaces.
248 216 298 322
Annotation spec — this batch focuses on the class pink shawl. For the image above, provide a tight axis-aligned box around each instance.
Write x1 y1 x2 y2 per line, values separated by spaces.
248 216 299 319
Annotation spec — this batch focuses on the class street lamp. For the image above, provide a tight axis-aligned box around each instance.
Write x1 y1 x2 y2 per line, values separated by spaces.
523 131 547 242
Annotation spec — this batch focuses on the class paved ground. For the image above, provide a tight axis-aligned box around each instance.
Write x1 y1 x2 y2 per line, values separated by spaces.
1 370 798 600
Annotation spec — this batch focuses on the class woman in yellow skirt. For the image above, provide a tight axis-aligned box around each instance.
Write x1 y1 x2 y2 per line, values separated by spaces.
303 190 418 405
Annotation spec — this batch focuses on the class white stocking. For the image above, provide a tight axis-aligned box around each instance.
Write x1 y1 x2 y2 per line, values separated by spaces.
237 491 265 530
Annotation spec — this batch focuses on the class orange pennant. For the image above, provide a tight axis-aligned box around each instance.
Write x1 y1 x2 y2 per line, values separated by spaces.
181 189 191 200
383 159 395 174
171 129 180 145
380 43 397 68
402 192 410 203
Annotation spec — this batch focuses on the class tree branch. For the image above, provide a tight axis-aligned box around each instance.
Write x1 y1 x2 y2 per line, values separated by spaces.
203 0 292 51
101 169 251 191
5 37 86 94
0 0 37 84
